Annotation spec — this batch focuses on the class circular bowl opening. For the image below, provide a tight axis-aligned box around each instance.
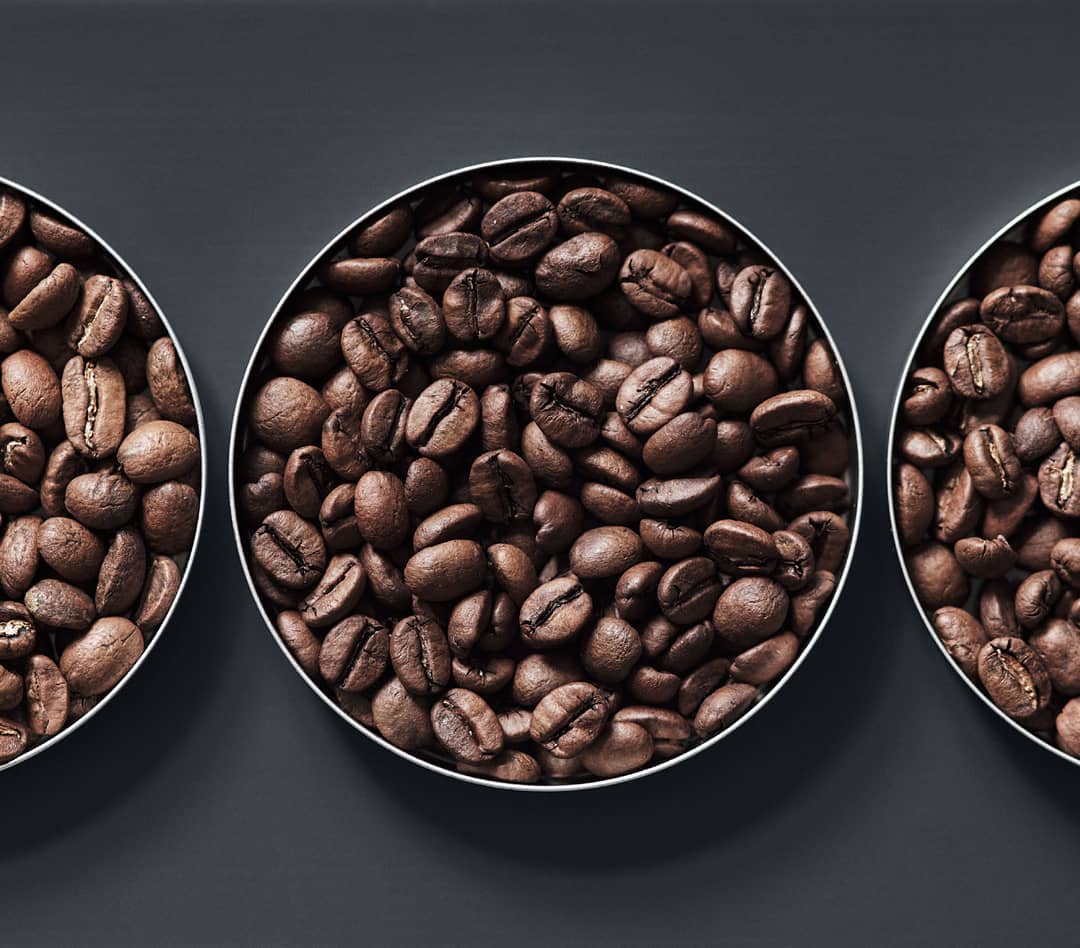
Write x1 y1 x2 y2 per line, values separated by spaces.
889 180 1080 766
0 175 206 773
231 157 863 790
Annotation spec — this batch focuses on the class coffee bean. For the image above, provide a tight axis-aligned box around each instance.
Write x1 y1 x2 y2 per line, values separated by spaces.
694 682 758 737
616 357 692 436
530 681 609 757
431 688 503 762
530 372 603 448
442 268 506 343
535 233 620 300
319 616 389 692
403 539 486 602
371 676 433 750
977 636 1052 721
60 617 143 696
390 615 451 696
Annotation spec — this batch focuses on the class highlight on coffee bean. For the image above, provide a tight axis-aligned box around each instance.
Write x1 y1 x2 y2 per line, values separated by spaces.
891 183 1080 763
231 158 861 788
0 178 204 769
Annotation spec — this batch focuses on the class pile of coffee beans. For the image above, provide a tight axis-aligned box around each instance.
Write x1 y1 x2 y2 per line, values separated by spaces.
895 192 1080 757
0 186 201 765
237 163 855 784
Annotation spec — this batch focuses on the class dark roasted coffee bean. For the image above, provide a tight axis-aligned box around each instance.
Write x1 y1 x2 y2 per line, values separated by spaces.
519 576 592 648
750 389 836 447
319 615 388 692
980 285 1065 344
530 681 609 757
712 577 789 654
60 617 142 696
535 232 620 300
359 389 411 465
932 607 989 679
341 311 409 392
977 636 1052 721
390 615 451 696
1039 442 1080 517
431 688 503 762
353 470 409 549
558 187 630 237
693 682 757 737
619 249 691 319
616 357 692 436
62 359 126 459
442 268 506 343
250 376 329 453
730 265 790 340
252 509 327 590
963 424 1021 499
570 526 643 580
403 539 486 602
482 191 559 265
141 480 198 555
942 324 1010 399
1019 352 1080 406
406 379 479 459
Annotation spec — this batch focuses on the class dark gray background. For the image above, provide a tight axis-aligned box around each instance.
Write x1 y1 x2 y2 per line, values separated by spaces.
3 0 1079 944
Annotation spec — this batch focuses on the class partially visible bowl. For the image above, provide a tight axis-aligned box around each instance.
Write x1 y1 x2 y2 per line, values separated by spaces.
889 180 1080 766
0 176 206 772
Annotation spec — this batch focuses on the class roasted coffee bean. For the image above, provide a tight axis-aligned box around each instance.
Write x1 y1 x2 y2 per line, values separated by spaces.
530 681 609 757
470 449 537 523
442 268 506 343
619 249 691 319
237 165 853 783
616 357 692 436
60 617 143 696
704 519 777 576
963 424 1021 499
751 390 836 447
431 688 503 762
252 509 327 590
403 540 486 602
712 578 789 654
482 191 558 265
694 682 758 737
319 616 389 692
390 615 451 696
95 528 147 617
530 372 603 448
941 324 1011 400
569 526 643 580
372 676 434 750
730 265 790 340
141 480 198 554
1039 442 1080 517
977 636 1052 721
558 187 630 237
657 557 721 624
535 233 620 301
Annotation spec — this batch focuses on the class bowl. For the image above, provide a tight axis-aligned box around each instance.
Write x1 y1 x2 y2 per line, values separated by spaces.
230 157 864 790
0 174 206 772
889 179 1080 766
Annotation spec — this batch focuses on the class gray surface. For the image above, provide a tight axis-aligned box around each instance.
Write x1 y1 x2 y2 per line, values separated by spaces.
2 0 1079 945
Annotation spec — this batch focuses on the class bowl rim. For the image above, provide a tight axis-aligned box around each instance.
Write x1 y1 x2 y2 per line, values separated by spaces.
228 155 865 791
887 176 1080 768
0 173 208 774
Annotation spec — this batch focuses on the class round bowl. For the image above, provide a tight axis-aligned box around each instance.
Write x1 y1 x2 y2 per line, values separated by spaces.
0 174 207 773
889 179 1080 766
231 157 864 790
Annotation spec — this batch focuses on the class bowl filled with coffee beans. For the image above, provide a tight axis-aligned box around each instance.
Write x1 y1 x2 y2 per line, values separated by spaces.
892 182 1080 765
0 177 204 771
231 158 862 789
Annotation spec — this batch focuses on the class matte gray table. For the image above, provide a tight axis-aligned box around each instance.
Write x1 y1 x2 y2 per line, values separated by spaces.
4 1 1079 944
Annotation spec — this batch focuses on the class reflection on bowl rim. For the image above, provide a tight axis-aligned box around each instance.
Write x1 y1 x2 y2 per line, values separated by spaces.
229 156 865 791
0 174 208 774
888 177 1080 769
